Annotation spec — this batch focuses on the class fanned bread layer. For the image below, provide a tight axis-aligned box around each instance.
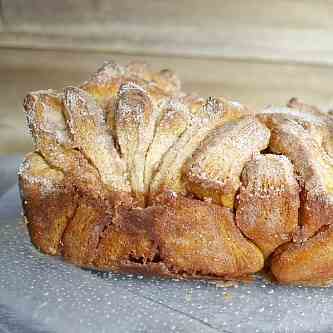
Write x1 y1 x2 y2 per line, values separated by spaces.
236 154 300 257
63 86 130 193
149 97 251 196
183 116 270 208
259 113 333 240
271 225 333 286
23 91 111 203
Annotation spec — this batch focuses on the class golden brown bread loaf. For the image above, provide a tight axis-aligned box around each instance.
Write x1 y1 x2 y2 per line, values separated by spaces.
18 60 333 286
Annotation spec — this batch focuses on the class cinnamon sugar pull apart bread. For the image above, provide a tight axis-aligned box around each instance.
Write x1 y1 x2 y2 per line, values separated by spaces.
18 61 333 286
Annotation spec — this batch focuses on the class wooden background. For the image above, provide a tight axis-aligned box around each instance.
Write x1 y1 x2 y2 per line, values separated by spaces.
1 0 333 154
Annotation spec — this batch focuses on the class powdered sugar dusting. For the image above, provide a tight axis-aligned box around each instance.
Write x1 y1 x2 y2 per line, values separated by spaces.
202 97 224 118
183 117 270 207
86 61 125 85
19 153 64 197
64 87 105 126
116 82 151 124
23 90 70 147
63 86 131 192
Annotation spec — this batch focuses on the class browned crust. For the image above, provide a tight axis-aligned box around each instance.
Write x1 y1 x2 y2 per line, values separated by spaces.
271 225 333 286
93 206 161 270
19 153 77 256
150 192 264 277
20 154 264 280
62 201 112 268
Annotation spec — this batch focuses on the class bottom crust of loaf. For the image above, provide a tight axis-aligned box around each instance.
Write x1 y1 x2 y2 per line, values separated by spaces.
19 152 333 287
19 152 266 282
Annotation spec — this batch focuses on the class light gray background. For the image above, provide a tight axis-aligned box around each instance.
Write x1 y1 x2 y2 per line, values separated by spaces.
1 1 333 155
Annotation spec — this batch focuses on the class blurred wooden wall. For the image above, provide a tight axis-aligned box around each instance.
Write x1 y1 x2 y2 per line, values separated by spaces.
1 0 333 153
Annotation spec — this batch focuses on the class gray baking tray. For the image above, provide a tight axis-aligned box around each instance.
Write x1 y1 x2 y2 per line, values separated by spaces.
1 157 333 333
